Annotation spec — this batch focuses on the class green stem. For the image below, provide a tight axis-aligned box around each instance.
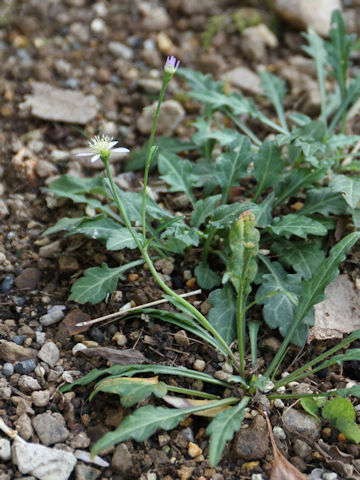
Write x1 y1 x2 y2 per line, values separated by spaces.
166 385 219 400
221 108 262 146
201 226 217 261
142 79 169 244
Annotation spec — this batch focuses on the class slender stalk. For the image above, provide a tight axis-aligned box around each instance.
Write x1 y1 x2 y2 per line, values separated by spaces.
166 385 219 400
221 108 262 146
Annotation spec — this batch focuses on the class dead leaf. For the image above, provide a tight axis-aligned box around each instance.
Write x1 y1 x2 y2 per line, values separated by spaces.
58 310 92 339
163 395 229 417
264 412 308 480
78 347 147 365
314 439 360 480
309 275 360 342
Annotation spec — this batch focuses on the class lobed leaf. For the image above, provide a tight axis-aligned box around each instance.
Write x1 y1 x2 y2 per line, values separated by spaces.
195 261 221 290
208 284 237 345
329 174 360 209
158 152 196 205
270 214 328 239
253 141 285 201
191 194 222 228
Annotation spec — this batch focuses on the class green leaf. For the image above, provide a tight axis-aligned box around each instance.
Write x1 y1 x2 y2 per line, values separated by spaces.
48 174 109 200
178 68 224 94
69 259 144 304
158 152 196 206
322 397 355 424
191 195 221 228
335 417 360 443
106 228 142 250
292 232 360 334
161 223 199 254
300 397 321 421
195 261 221 290
299 188 347 216
256 259 313 346
91 399 236 456
270 214 328 239
329 175 360 209
209 203 252 228
70 216 120 241
260 71 288 132
302 26 328 121
213 137 252 202
274 168 326 207
271 240 325 280
206 397 249 467
42 216 86 236
125 137 195 172
253 141 285 201
90 377 167 407
208 284 237 345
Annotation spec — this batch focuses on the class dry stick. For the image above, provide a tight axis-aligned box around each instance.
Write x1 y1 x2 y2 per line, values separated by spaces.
75 289 202 328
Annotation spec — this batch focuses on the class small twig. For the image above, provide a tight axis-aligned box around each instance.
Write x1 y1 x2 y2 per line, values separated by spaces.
75 289 202 327
0 417 25 443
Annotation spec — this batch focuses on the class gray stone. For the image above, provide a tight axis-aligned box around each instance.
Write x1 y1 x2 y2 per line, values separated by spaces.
0 387 11 400
35 331 46 345
283 409 321 440
111 444 133 474
18 375 41 393
16 413 34 441
39 240 62 259
136 100 185 136
14 359 37 375
274 0 342 37
108 41 133 59
0 439 11 461
31 389 51 407
36 160 58 178
12 438 76 480
222 66 262 95
22 82 98 125
32 413 70 446
75 464 101 480
138 3 170 31
39 309 65 326
38 342 60 367
322 474 338 480
2 363 14 377
70 432 91 449
233 415 269 460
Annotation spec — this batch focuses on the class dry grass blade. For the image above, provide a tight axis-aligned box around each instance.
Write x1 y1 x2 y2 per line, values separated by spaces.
263 412 308 480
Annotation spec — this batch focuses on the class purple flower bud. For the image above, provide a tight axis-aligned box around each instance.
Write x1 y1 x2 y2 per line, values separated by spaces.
164 55 180 75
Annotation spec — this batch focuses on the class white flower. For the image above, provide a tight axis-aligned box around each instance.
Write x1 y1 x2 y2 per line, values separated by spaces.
76 135 130 163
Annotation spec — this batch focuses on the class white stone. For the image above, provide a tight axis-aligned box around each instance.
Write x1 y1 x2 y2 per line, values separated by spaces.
274 0 342 37
136 100 185 136
12 438 77 480
38 342 60 367
0 438 11 461
222 67 262 95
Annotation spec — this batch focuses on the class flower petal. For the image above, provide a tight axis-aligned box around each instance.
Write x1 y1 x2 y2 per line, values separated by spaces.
108 141 118 149
76 152 93 157
90 154 101 162
112 147 130 153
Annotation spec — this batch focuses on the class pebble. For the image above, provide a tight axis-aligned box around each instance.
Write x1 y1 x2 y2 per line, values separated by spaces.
18 375 41 393
33 413 70 445
31 389 51 407
75 464 101 480
70 432 91 449
139 3 171 31
14 267 41 290
38 342 60 367
11 335 27 345
108 41 133 59
58 255 79 274
0 386 11 400
36 160 58 178
294 439 312 458
234 415 269 460
274 0 342 37
15 413 33 440
274 399 285 409
0 275 14 293
252 475 264 480
40 309 65 326
222 66 262 95
273 426 286 440
111 444 133 474
35 331 46 345
39 240 62 258
0 439 11 461
136 100 185 136
174 330 190 347
23 82 98 124
322 474 338 480
0 341 38 362
2 363 14 377
12 437 77 480
89 327 105 345
283 409 321 440
193 359 206 371
188 442 202 458
14 359 37 375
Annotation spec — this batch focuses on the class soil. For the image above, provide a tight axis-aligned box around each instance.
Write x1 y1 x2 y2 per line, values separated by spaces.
1 1 360 480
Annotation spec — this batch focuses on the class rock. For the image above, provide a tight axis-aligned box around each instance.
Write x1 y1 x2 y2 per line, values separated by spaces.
14 267 41 290
36 160 58 178
22 82 98 124
70 432 91 449
0 439 11 461
38 342 60 367
32 413 70 445
138 3 171 31
0 386 11 400
14 359 37 375
35 331 46 345
111 444 133 474
273 426 286 440
2 363 14 377
194 359 205 372
241 24 278 62
294 439 312 458
136 100 185 135
197 53 227 76
233 415 269 460
0 275 14 293
16 413 34 441
181 0 215 14
283 409 321 440
174 330 190 347
31 390 51 407
137 78 163 94
12 438 77 480
39 240 62 258
75 464 101 480
18 375 41 393
40 309 65 327
108 41 133 59
58 256 79 274
274 0 342 37
222 67 262 95
188 442 202 458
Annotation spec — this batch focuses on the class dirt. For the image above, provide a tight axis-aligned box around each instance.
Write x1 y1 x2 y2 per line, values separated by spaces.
1 1 360 479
